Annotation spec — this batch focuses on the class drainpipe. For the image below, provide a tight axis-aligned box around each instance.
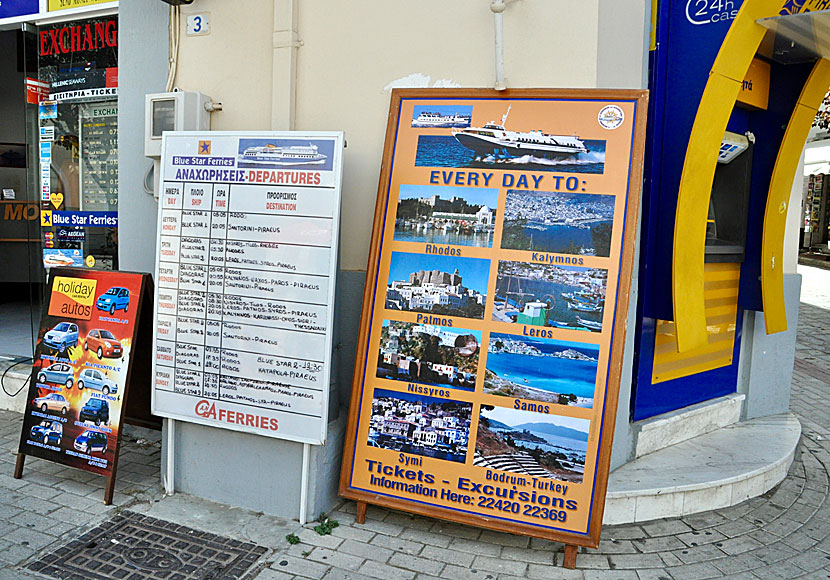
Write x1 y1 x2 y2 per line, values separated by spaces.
491 0 506 90
273 0 300 130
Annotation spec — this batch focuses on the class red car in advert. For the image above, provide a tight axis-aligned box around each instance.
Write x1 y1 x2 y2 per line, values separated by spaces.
84 328 123 359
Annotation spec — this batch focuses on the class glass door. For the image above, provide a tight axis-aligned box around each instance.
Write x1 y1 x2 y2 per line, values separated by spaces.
0 25 43 362
36 15 119 271
0 14 120 364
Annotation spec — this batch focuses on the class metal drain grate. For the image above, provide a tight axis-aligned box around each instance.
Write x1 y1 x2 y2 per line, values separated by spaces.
28 510 266 579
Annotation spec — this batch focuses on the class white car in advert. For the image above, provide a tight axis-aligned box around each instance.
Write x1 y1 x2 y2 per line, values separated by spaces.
76 367 117 395
42 322 79 353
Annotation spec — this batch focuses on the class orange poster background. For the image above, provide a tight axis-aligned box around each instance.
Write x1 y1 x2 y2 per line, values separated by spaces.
341 90 647 547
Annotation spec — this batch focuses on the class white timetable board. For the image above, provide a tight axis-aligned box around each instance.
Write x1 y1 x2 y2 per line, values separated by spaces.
151 131 344 445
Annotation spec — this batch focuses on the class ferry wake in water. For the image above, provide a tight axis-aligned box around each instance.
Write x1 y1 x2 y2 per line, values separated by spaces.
414 107 606 174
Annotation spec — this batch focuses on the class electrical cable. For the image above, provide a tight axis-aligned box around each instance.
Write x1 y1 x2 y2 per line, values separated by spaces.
2 358 34 398
143 162 155 194
165 6 181 92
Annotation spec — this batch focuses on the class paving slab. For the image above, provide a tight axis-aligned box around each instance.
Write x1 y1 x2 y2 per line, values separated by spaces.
0 265 826 579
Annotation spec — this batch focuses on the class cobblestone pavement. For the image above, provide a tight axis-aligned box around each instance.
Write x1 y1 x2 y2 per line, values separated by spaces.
0 266 827 580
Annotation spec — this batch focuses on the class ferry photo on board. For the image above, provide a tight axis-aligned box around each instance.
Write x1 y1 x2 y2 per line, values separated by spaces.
475 405 589 483
237 138 335 171
376 320 480 391
414 106 606 174
484 333 598 407
393 184 498 248
385 252 490 320
368 389 472 464
500 190 615 257
493 261 607 332
411 105 472 128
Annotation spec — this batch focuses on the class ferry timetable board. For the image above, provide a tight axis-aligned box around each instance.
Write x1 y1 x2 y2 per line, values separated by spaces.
340 89 647 548
15 268 150 503
151 131 344 445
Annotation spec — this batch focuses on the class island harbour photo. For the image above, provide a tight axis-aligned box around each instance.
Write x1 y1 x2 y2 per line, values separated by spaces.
384 252 490 320
493 261 607 332
376 320 480 391
474 405 589 483
500 190 616 257
484 333 599 407
393 184 498 248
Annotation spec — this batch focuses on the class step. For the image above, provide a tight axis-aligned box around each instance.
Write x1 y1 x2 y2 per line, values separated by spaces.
0 359 31 414
632 394 745 458
604 413 800 525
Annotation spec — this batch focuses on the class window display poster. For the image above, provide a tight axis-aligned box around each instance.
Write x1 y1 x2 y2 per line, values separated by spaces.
151 131 344 445
340 89 647 548
17 268 147 478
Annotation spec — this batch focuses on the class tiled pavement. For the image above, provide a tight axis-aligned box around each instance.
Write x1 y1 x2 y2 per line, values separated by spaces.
0 266 828 580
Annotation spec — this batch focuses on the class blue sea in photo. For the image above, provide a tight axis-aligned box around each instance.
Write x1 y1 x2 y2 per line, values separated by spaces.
486 334 599 400
415 135 606 174
491 425 589 457
486 351 597 399
394 228 494 247
494 275 605 329
518 220 613 255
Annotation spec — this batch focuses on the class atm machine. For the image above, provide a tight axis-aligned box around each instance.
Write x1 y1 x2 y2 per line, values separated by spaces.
631 0 821 420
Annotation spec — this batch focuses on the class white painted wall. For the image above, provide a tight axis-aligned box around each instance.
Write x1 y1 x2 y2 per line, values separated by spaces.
174 0 601 270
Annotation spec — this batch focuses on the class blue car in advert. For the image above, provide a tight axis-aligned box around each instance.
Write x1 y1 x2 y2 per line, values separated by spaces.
30 420 62 445
74 430 107 455
96 286 129 315
37 362 74 387
42 322 79 353
77 367 117 395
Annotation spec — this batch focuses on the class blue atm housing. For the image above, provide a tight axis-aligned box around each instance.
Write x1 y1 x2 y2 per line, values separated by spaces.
632 0 813 420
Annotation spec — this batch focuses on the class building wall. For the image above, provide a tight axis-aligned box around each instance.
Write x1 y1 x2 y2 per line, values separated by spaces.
121 0 649 518
118 1 170 275
173 0 600 271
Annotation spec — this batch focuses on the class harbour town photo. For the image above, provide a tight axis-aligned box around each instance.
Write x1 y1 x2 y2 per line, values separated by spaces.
376 320 480 391
484 333 598 407
500 190 615 257
368 389 472 463
414 106 606 174
385 252 490 319
411 105 472 128
475 405 589 483
393 184 498 248
493 261 607 332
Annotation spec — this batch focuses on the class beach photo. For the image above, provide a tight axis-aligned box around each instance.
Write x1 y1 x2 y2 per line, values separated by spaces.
500 190 615 256
492 261 607 332
475 405 589 482
411 105 472 128
376 320 481 391
414 106 605 174
385 252 490 320
484 333 598 407
367 389 472 463
393 184 498 248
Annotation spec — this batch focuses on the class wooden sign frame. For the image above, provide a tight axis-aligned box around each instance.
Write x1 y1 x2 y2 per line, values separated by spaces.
340 88 647 557
14 268 153 504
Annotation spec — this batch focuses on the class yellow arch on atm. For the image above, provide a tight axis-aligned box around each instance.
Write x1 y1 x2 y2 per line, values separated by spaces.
761 59 830 334
673 0 791 353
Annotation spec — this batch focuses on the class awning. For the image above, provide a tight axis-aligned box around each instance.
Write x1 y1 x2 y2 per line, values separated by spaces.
805 162 830 175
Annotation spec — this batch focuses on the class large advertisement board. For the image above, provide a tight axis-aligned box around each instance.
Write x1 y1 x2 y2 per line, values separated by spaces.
151 132 344 445
340 89 647 548
17 268 147 479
